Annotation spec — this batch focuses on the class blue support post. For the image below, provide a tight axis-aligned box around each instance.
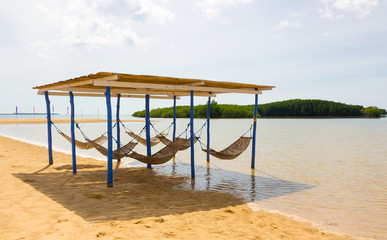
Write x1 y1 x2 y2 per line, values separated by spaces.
206 96 211 162
145 94 152 169
44 91 53 165
69 92 77 174
251 93 259 169
172 95 177 141
105 87 113 187
116 94 121 162
190 90 195 178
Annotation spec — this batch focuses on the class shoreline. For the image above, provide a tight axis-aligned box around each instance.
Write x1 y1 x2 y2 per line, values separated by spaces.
0 118 145 125
0 134 357 239
0 117 384 126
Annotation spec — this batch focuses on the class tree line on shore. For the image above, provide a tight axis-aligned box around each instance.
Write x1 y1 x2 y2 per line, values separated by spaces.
132 99 386 118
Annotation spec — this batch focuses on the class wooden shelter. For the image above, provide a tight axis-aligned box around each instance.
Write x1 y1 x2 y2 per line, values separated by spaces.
34 72 274 187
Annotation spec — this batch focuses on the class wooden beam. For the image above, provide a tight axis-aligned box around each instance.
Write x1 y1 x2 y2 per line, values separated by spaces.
182 81 205 86
93 80 263 94
38 91 101 97
37 75 119 91
38 91 179 99
62 87 216 97
120 94 180 100
171 92 216 97
38 80 94 91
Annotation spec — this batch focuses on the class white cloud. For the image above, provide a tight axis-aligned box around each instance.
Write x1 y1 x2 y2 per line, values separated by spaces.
276 20 302 29
30 0 175 57
320 0 379 18
319 5 334 19
194 0 253 19
134 0 175 24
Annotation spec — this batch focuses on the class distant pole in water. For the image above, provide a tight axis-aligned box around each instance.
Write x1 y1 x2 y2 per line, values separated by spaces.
16 106 18 115
33 106 35 115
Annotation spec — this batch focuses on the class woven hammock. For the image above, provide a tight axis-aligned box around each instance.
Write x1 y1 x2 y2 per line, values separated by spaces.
202 137 252 160
126 132 166 147
128 146 177 165
88 141 138 159
58 132 107 150
158 136 197 151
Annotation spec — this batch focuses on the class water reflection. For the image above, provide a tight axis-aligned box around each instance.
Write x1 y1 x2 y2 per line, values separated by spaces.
250 169 256 202
149 159 313 203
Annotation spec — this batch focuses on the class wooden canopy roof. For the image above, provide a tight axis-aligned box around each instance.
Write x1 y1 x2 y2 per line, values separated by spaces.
34 72 275 99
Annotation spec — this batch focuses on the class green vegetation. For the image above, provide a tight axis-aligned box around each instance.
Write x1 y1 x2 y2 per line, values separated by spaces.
132 99 386 118
361 107 385 118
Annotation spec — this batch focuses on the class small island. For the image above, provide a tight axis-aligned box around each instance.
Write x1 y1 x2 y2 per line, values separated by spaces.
132 99 386 119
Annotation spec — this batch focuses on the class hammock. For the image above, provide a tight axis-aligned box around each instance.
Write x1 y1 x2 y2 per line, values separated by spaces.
128 146 177 165
202 137 252 160
158 136 198 151
126 132 166 147
88 141 138 159
58 131 108 150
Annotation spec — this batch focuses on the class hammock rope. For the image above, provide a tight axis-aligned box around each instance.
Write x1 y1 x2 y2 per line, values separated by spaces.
127 146 177 165
151 122 204 151
51 121 109 150
75 122 140 159
121 120 168 147
196 121 253 160
98 120 177 164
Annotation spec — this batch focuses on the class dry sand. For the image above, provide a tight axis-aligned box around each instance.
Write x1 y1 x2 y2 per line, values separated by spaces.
0 119 144 125
0 134 356 240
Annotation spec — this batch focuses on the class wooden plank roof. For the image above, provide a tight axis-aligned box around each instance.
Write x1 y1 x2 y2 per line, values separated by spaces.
34 72 275 98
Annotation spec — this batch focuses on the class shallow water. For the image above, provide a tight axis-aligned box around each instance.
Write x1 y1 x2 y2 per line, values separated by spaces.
0 117 386 239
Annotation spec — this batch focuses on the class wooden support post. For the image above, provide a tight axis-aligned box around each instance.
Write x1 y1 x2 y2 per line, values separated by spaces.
190 90 195 178
251 93 258 169
173 95 176 141
69 92 77 174
206 96 211 162
44 91 53 165
145 94 152 169
116 94 121 162
105 87 113 187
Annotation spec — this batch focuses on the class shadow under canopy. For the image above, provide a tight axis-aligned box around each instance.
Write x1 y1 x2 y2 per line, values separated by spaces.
14 162 312 223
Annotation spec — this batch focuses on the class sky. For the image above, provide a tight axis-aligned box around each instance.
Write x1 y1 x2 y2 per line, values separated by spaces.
0 0 386 115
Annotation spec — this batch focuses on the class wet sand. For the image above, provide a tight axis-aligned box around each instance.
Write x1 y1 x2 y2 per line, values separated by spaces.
0 135 356 240
0 119 144 125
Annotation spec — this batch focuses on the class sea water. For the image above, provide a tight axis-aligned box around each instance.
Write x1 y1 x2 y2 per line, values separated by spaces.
0 117 386 239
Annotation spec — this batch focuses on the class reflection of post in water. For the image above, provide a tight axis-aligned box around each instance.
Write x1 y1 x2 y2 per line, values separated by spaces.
206 162 211 191
191 178 195 190
115 160 121 170
171 157 176 175
250 168 256 202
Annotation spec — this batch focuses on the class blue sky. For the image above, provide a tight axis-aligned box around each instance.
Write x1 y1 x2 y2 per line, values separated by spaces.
0 0 386 115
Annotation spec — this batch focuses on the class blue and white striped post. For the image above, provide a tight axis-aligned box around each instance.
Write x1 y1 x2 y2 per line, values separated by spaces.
190 90 195 178
44 91 53 165
69 92 77 174
105 87 113 187
145 94 152 169
116 94 121 162
172 95 177 141
251 93 259 169
206 96 211 162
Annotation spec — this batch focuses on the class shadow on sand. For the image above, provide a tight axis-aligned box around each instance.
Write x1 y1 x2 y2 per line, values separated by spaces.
14 160 313 223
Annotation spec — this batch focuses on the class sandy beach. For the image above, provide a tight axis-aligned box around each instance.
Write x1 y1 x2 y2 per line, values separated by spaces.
0 133 356 240
0 119 144 125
